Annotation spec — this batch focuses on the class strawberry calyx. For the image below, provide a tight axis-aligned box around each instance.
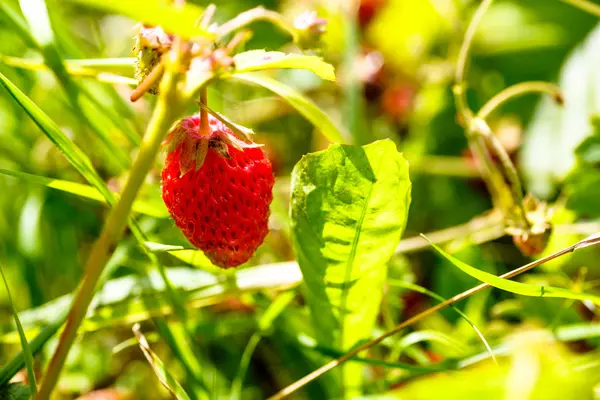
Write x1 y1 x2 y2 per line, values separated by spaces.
163 113 262 176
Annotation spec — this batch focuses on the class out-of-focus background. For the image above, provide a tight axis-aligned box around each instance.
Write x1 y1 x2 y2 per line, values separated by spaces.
1 0 600 399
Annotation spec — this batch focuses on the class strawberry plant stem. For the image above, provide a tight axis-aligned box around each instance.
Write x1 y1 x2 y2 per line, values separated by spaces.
35 68 185 400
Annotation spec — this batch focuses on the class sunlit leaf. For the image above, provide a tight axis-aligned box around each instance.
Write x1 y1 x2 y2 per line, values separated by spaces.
233 73 347 143
232 50 335 81
70 0 212 40
290 139 411 391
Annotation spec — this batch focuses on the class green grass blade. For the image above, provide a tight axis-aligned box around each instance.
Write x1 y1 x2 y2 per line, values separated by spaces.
388 279 497 364
0 169 168 218
233 73 347 143
1 56 137 86
0 309 66 387
70 0 212 40
0 71 111 199
19 0 132 172
0 2 38 48
230 292 295 400
0 261 37 395
133 324 193 400
297 334 454 373
1 56 141 145
426 239 600 305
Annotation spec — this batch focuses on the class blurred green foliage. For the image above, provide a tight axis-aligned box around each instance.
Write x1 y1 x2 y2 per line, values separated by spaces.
0 0 599 399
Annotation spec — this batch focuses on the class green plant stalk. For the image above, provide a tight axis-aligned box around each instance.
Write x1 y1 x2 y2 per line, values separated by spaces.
35 71 184 400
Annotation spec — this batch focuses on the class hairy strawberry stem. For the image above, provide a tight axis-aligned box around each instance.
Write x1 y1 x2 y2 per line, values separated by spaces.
35 53 187 400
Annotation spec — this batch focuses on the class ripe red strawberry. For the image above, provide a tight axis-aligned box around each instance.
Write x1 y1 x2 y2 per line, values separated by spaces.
161 113 274 268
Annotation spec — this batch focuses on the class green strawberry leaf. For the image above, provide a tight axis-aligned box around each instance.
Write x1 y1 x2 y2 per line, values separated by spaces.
68 0 213 40
0 383 31 400
290 139 411 393
234 73 346 143
232 50 335 81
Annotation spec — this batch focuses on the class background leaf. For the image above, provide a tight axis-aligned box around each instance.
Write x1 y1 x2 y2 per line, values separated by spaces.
522 23 600 197
69 0 211 40
0 169 168 218
290 139 411 393
233 73 347 144
232 50 335 81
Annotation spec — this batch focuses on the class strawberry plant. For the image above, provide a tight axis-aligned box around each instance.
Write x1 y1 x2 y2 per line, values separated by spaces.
0 0 600 399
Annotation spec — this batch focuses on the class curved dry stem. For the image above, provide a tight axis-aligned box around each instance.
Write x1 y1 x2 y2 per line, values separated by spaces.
215 6 297 41
454 0 494 122
267 234 600 400
477 81 563 120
